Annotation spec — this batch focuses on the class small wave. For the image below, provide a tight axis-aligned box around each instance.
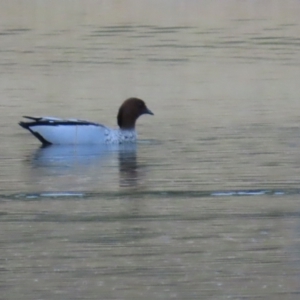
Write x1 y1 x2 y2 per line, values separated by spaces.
1 188 300 201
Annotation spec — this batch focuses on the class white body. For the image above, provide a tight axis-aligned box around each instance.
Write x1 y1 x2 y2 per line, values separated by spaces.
22 117 137 145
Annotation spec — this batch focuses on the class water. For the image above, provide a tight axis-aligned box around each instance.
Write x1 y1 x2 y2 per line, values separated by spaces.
1 1 300 299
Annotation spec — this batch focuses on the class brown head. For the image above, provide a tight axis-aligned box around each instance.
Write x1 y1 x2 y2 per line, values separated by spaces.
117 97 154 130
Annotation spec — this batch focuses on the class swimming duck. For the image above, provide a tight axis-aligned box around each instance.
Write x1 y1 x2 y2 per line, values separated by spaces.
19 97 154 145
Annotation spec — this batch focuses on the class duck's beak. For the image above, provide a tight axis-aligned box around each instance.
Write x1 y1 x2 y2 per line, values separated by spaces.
144 107 154 115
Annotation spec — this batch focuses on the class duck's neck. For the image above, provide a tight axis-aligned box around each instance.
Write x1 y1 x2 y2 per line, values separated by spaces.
119 127 135 132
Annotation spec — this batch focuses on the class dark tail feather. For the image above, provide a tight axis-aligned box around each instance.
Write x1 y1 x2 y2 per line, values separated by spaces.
19 116 41 129
19 121 30 129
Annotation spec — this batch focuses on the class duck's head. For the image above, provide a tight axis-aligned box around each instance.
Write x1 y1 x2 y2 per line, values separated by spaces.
117 97 154 130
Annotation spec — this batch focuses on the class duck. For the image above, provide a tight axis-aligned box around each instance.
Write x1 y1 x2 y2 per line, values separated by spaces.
19 97 154 145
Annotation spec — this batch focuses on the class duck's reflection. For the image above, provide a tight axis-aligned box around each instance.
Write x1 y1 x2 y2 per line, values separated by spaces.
118 147 138 187
30 144 142 189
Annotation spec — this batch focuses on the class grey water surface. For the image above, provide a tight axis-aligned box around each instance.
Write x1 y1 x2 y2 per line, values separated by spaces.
1 1 300 299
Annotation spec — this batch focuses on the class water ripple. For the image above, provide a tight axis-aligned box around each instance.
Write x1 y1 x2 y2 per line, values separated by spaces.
0 188 299 201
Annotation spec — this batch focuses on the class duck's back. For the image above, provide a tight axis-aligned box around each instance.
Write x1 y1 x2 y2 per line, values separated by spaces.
19 117 110 145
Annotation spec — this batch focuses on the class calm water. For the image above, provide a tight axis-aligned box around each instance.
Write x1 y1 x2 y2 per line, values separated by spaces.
1 1 300 299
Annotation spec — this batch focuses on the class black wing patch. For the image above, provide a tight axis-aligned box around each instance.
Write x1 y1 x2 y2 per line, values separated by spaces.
19 116 104 128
